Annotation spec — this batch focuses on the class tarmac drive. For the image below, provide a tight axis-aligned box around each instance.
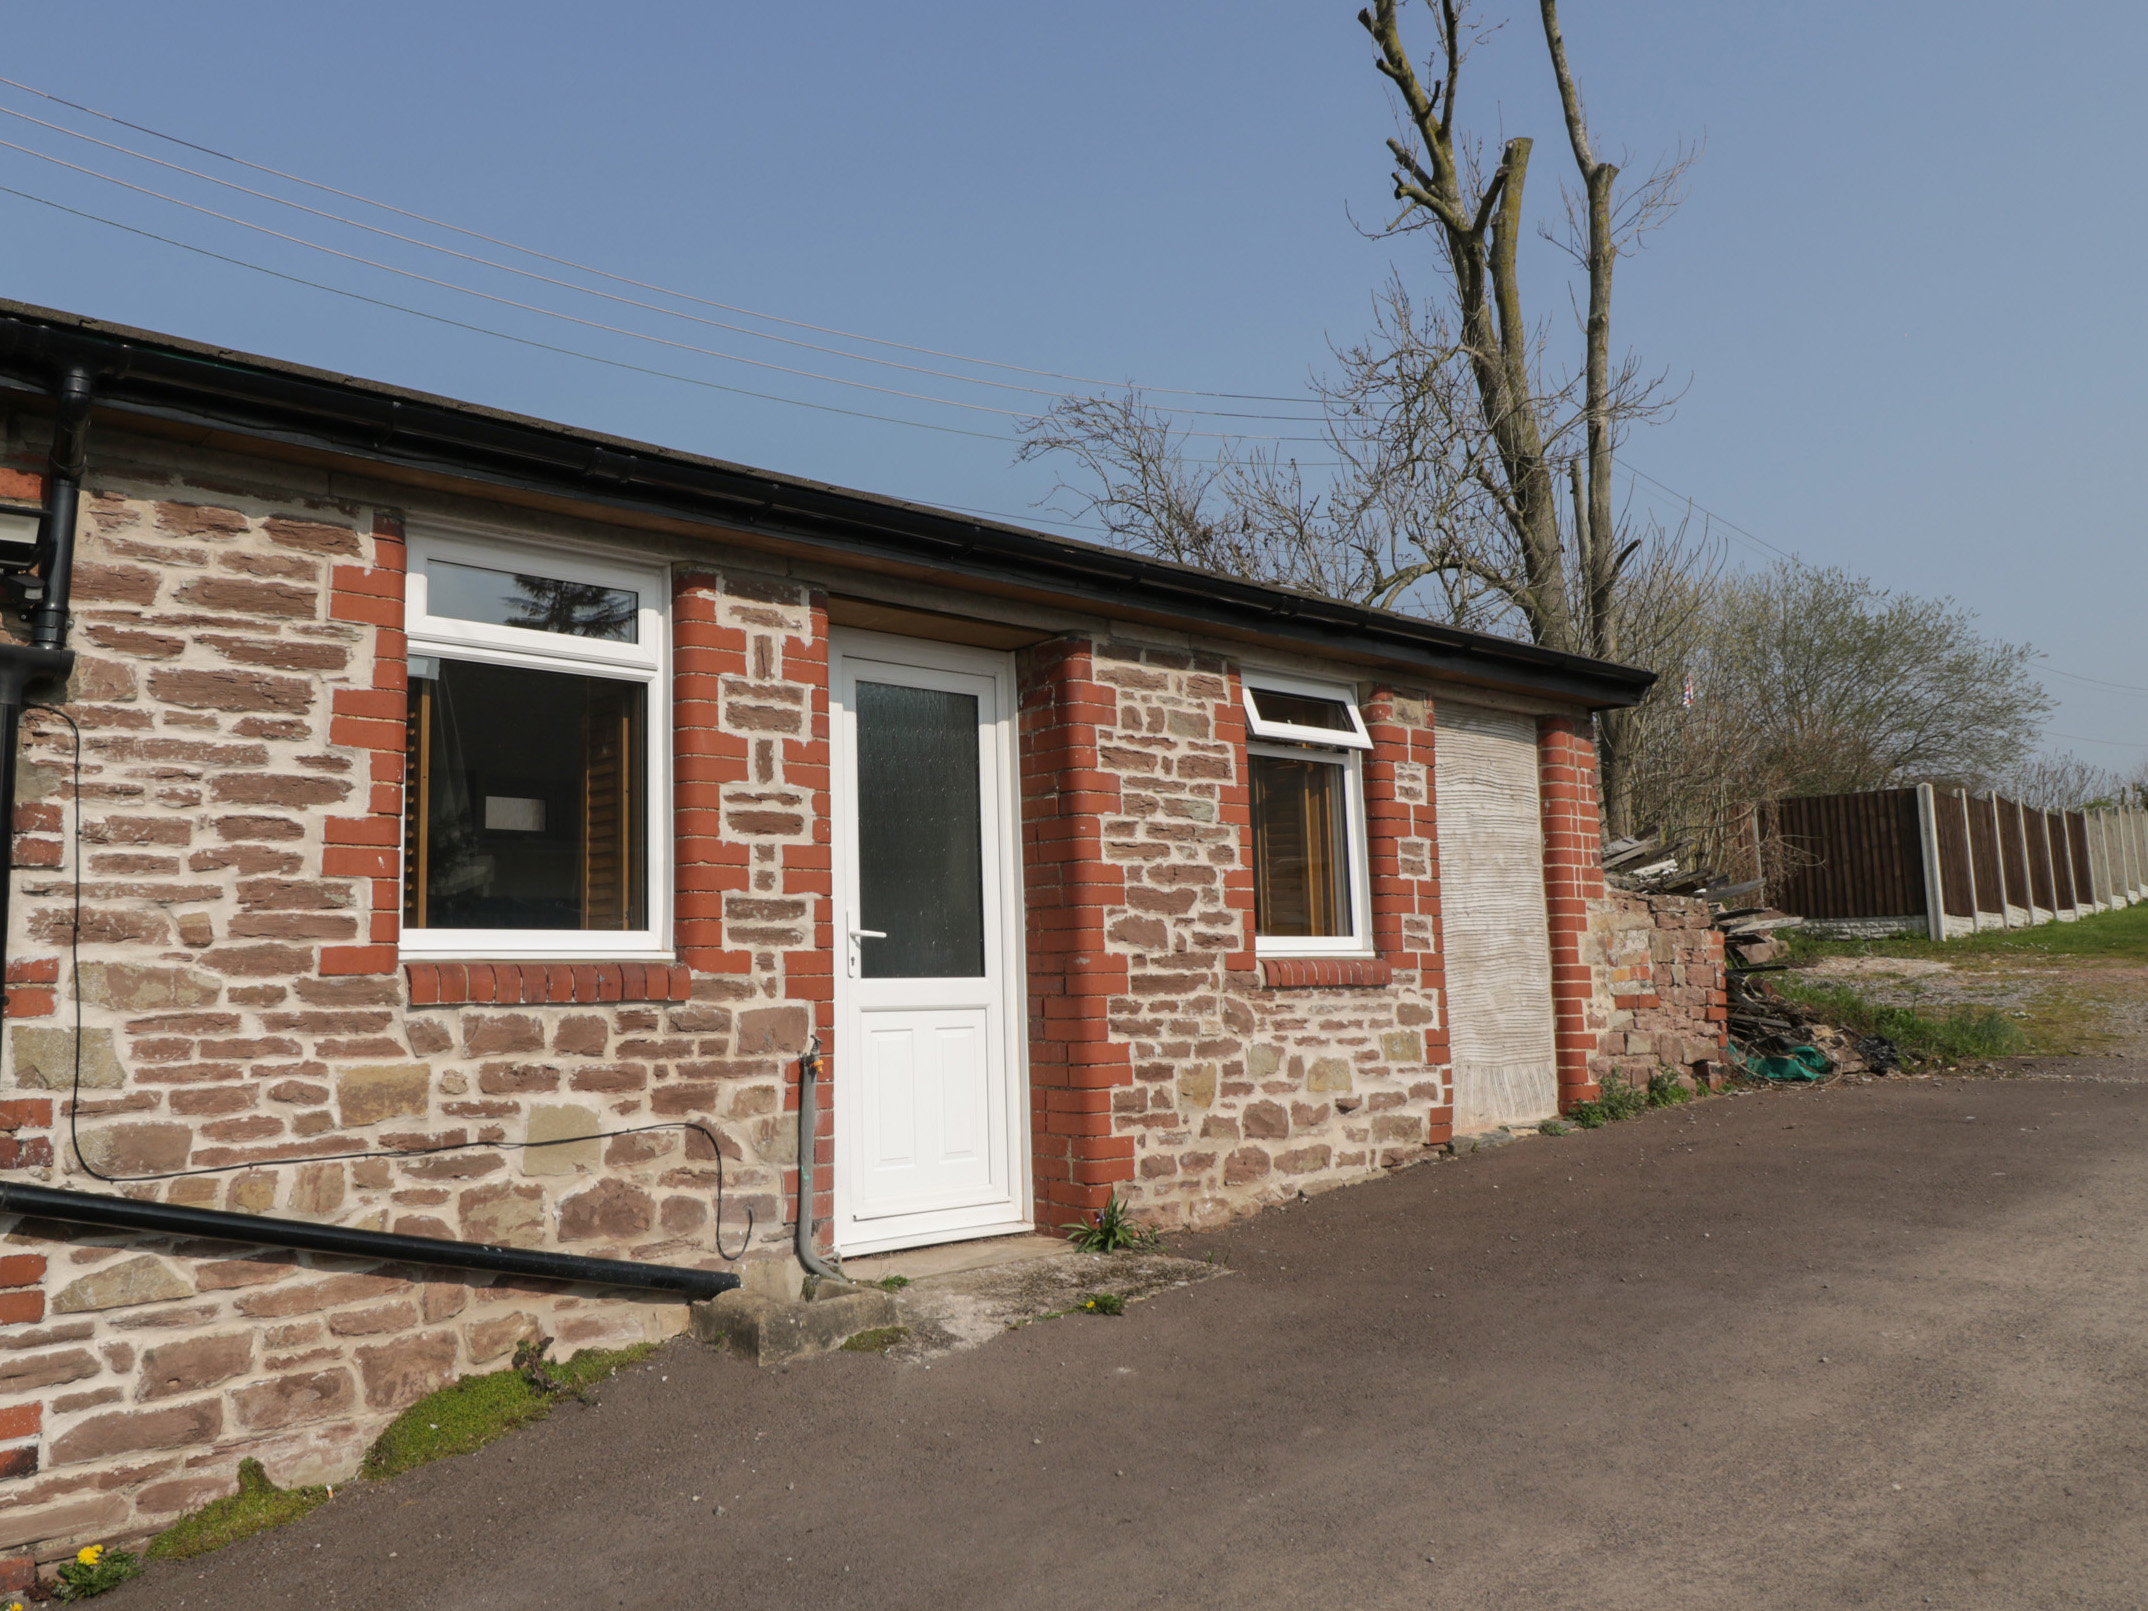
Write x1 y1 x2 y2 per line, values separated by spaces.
113 1063 2148 1611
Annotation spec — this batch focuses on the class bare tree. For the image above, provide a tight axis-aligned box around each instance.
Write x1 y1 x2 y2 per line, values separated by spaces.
1021 1 1693 834
1998 751 2141 812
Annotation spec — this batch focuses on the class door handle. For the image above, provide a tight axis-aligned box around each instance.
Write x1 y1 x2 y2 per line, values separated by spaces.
846 928 886 978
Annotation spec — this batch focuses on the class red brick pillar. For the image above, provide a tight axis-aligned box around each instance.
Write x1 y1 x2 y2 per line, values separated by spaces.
321 511 409 976
1364 687 1452 1143
670 570 751 975
1538 714 1606 1109
1019 639 1134 1226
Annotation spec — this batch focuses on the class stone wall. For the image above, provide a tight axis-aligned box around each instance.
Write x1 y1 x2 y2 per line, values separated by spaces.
0 415 1677 1563
1585 891 1728 1091
1024 644 1455 1234
0 429 812 1565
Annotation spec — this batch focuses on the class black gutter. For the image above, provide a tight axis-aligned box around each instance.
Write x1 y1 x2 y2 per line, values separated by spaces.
0 301 1656 711
0 1180 740 1302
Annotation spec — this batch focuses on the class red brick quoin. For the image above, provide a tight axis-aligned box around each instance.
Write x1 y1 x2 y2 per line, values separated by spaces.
1019 639 1135 1226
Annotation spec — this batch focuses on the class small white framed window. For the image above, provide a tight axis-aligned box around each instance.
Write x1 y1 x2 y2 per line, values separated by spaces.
401 526 670 960
1242 674 1374 957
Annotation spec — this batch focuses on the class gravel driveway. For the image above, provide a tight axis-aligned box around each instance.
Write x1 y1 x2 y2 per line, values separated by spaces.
110 1063 2148 1611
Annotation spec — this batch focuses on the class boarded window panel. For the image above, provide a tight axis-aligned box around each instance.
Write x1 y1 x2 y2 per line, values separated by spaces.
1250 755 1351 938
1433 705 1557 1132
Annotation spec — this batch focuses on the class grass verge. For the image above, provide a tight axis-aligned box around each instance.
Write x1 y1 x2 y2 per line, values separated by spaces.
1774 975 2025 1063
147 1459 327 1562
1783 900 2148 966
360 1342 655 1481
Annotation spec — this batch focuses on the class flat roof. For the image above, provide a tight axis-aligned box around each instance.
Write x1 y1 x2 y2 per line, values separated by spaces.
0 300 1654 709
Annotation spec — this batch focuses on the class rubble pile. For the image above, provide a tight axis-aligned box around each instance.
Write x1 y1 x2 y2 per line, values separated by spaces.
1605 834 1904 1079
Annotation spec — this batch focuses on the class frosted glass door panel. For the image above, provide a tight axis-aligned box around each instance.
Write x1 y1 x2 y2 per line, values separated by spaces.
856 1010 994 1216
854 681 985 979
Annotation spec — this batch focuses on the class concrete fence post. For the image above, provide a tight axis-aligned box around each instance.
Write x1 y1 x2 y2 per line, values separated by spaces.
1916 782 1946 942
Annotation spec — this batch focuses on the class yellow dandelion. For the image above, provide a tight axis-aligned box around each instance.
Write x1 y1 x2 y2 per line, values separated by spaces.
76 1544 103 1566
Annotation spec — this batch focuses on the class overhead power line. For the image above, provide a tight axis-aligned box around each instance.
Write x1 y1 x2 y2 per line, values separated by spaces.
0 135 1334 444
0 72 1322 408
3 76 2134 751
0 99 1327 425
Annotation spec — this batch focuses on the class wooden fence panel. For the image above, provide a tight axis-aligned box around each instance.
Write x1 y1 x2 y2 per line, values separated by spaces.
1997 797 2032 912
1766 788 1925 919
1967 795 2004 916
2027 809 2055 912
1935 791 1976 919
2068 811 2096 908
2046 812 2075 911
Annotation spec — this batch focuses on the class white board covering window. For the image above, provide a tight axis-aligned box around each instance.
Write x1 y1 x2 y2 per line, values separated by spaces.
1243 675 1373 957
401 529 669 960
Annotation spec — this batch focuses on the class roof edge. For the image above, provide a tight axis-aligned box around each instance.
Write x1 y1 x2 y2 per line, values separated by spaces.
0 299 1656 709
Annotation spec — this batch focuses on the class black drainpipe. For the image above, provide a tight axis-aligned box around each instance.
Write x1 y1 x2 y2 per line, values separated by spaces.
0 1180 738 1301
0 362 92 998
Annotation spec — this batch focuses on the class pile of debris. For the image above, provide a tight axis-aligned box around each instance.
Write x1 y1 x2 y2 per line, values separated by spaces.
1605 835 1904 1079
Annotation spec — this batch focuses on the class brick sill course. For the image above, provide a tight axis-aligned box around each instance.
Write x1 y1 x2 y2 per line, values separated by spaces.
405 961 693 1007
1257 957 1394 990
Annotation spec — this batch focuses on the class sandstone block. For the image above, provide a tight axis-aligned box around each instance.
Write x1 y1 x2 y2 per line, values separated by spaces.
735 1006 808 1056
336 1063 429 1127
231 1367 357 1431
458 1182 545 1249
10 1027 123 1090
1308 1057 1354 1093
522 1104 603 1175
137 1333 252 1400
464 1310 543 1365
0 1348 98 1393
74 1121 194 1178
1247 1044 1281 1080
355 1330 458 1410
1242 1100 1290 1140
1379 1029 1424 1064
76 963 220 1012
1223 1147 1271 1185
288 1162 346 1218
1175 1065 1216 1109
49 1398 221 1465
559 1179 656 1242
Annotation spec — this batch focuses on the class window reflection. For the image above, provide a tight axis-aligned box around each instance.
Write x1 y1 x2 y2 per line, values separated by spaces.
404 659 645 930
429 560 638 643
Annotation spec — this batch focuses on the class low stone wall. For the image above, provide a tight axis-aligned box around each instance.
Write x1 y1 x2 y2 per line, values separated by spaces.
1585 891 1728 1090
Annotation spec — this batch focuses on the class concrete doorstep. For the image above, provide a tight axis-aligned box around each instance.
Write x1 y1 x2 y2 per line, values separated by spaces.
690 1236 1228 1366
688 1279 901 1367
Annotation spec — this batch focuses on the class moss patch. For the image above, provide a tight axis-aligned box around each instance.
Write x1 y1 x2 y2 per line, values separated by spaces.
148 1459 329 1562
360 1343 654 1481
839 1325 909 1353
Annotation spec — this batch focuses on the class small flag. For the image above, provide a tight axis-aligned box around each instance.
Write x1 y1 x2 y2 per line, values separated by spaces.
1681 675 1695 709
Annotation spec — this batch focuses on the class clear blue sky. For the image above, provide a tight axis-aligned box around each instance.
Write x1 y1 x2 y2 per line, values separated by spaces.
3 3 2141 764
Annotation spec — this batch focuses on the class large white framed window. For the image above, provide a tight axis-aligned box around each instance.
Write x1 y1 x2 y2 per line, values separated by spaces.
401 525 670 960
1243 673 1374 958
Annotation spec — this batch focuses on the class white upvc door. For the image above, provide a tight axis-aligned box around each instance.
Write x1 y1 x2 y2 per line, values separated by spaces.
830 631 1030 1255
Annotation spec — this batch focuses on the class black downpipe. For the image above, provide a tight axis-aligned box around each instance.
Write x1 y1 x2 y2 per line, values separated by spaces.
29 363 94 651
0 363 90 1015
0 1180 740 1302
